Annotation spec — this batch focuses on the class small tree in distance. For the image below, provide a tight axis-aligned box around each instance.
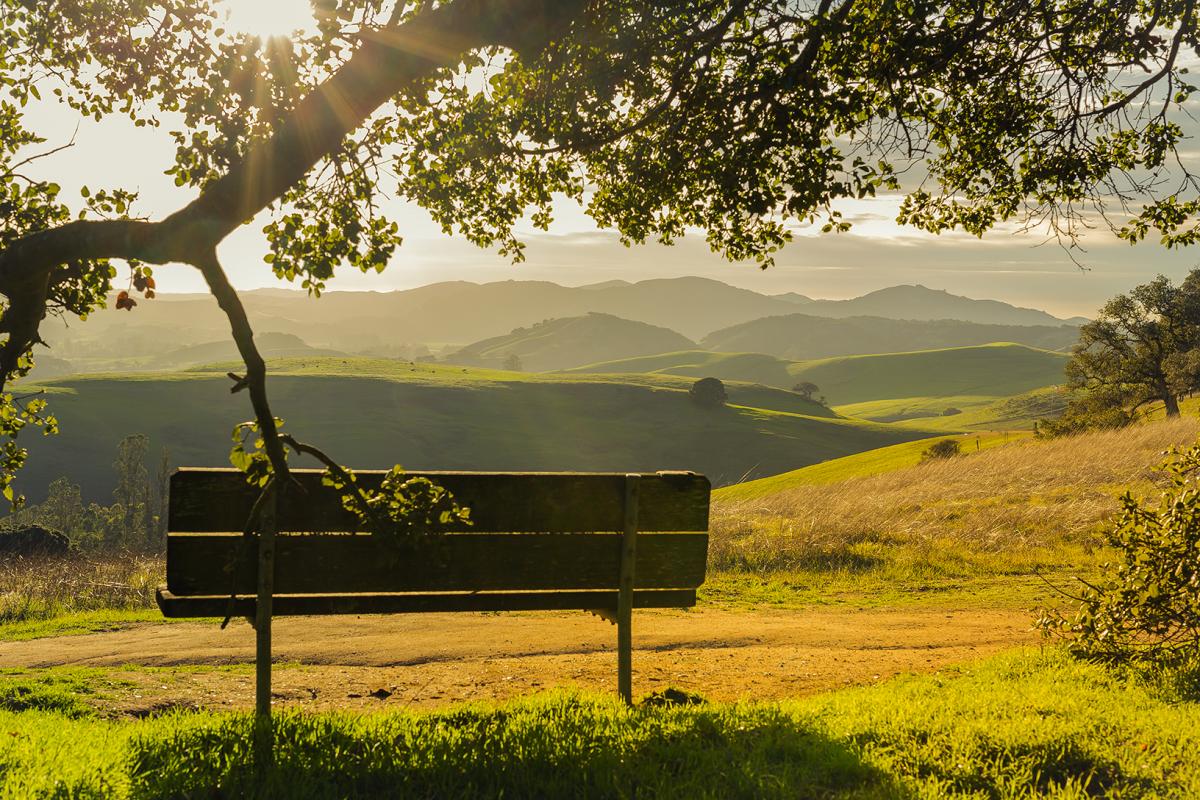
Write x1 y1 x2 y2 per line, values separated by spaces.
690 377 727 409
921 439 962 462
793 382 820 401
502 352 523 372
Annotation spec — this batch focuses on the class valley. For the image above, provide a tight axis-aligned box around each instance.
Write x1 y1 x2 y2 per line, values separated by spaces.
20 278 1081 502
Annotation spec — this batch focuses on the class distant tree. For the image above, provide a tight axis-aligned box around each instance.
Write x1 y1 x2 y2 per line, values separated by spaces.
689 377 728 409
921 439 961 461
33 477 87 538
942 407 963 416
149 447 172 546
503 352 524 372
792 382 820 401
112 434 150 549
1066 272 1200 418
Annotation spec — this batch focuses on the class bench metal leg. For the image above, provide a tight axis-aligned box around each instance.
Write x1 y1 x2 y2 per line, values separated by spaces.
617 474 640 705
254 485 277 774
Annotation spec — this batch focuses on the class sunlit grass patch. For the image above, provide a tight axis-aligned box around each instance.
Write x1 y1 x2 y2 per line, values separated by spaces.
0 553 162 626
0 650 1197 798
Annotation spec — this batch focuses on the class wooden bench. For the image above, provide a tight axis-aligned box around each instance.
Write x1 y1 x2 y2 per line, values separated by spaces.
157 469 710 710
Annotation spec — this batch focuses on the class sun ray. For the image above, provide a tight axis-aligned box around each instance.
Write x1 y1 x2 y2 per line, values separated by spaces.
223 0 315 40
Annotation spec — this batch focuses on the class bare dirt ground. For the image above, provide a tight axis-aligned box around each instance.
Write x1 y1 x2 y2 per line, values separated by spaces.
0 607 1035 714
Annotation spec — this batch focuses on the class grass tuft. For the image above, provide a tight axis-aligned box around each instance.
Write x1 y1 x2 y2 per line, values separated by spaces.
0 553 162 627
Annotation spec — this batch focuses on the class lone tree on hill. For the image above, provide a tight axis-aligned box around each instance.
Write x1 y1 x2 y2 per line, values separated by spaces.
1065 271 1200 418
3 1 1200 507
690 377 728 409
792 381 820 401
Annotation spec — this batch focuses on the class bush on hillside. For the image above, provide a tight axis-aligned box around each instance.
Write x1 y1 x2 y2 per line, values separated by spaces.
1037 442 1200 665
689 377 727 408
942 407 962 416
920 439 961 461
1036 386 1134 438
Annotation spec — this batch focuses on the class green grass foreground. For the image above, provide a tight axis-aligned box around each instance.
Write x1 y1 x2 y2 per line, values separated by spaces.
2 650 1197 799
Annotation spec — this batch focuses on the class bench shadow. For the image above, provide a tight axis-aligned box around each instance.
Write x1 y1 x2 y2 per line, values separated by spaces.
127 695 911 799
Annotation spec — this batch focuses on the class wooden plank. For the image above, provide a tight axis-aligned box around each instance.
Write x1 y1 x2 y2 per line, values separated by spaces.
167 532 708 595
169 469 710 533
156 587 697 617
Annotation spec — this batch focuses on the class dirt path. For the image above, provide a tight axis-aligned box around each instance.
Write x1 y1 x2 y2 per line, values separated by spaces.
0 607 1035 713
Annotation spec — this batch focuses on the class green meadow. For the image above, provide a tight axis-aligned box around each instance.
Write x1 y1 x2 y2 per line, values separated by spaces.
22 357 935 500
1 651 1197 799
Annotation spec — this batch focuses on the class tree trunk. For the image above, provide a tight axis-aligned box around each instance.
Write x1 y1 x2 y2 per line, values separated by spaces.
1163 391 1181 417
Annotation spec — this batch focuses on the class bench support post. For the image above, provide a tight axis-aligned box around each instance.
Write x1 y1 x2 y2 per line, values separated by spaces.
617 474 640 705
255 485 277 727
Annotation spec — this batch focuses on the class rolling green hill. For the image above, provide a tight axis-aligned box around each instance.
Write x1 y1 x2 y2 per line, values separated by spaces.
21 358 938 502
569 350 796 385
700 313 1079 359
446 313 696 371
788 343 1068 406
714 430 1032 501
572 344 1067 428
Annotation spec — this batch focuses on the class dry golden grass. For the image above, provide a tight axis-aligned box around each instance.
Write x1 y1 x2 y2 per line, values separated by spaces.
0 553 163 624
709 415 1200 575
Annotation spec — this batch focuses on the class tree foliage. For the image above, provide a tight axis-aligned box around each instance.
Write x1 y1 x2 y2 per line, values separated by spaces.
689 377 728 408
1065 271 1200 419
3 0 1200 508
792 381 819 401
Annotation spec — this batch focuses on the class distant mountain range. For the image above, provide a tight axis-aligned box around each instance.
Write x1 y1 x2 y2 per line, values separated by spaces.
700 314 1080 360
37 275 1089 376
447 313 696 372
773 284 1089 327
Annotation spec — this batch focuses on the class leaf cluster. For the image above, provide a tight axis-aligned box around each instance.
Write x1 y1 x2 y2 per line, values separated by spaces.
321 465 472 547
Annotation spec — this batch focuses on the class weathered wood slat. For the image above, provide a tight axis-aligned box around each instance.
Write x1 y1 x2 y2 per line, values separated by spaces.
166 531 708 595
156 588 697 617
168 469 710 533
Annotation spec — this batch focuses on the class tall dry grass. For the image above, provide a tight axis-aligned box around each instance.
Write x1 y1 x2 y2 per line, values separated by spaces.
0 553 163 624
710 416 1200 574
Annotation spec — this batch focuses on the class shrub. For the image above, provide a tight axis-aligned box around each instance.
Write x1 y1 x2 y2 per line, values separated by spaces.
920 439 961 461
1036 387 1133 438
941 407 962 416
689 377 727 408
1037 442 1200 665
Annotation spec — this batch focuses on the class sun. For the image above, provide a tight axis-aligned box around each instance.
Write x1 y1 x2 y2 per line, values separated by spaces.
222 0 316 40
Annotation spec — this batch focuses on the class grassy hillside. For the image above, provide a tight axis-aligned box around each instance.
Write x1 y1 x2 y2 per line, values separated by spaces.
716 430 1032 501
705 415 1200 606
701 313 1079 360
788 344 1068 406
21 358 935 502
570 350 797 385
573 344 1067 429
446 313 696 371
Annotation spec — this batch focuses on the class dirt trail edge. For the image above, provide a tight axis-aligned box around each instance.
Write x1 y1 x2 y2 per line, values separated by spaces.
0 607 1034 714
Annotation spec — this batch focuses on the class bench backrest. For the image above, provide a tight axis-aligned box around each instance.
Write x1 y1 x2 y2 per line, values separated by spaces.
166 469 710 597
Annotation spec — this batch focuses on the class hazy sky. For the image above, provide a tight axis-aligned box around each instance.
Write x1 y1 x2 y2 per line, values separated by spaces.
17 0 1200 320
